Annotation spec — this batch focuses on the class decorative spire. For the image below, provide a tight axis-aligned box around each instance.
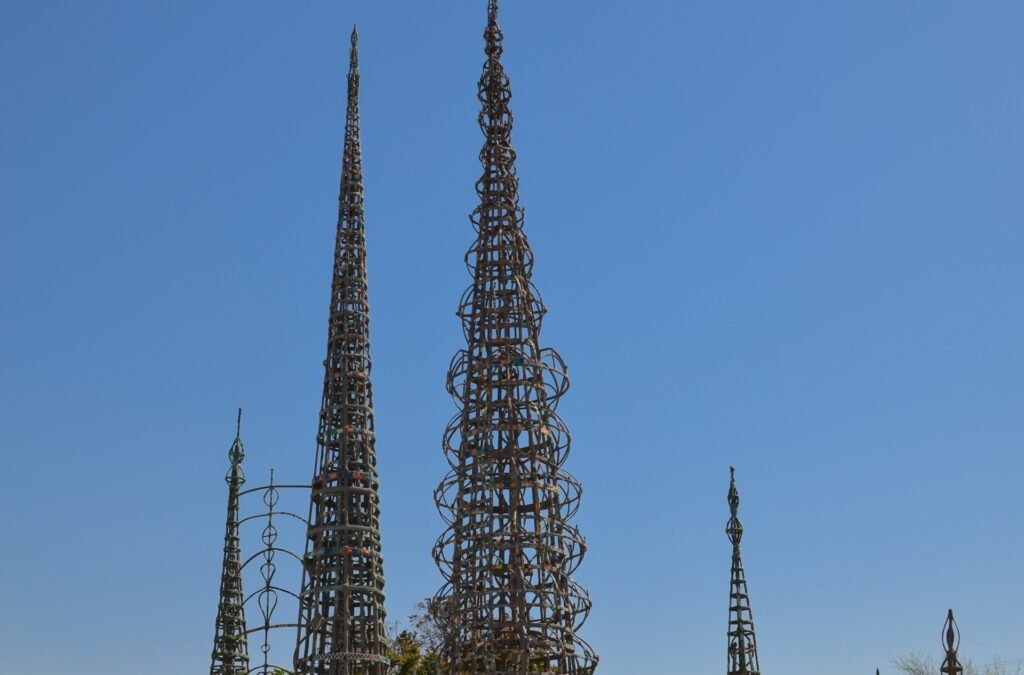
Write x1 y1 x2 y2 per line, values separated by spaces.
433 2 597 673
294 26 388 675
940 610 964 675
727 467 760 675
210 409 250 675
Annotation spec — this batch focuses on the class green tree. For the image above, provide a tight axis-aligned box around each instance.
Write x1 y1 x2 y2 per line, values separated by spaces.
387 629 447 675
409 597 457 663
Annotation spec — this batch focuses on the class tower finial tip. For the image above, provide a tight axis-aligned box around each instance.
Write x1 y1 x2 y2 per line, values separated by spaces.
348 24 359 73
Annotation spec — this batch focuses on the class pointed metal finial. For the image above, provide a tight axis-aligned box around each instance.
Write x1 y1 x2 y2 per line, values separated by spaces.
940 609 963 675
229 409 245 467
348 24 359 74
484 0 504 59
727 466 743 545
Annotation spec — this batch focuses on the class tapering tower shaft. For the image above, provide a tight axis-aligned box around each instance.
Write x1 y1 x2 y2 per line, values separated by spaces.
295 27 387 675
727 468 760 675
433 2 597 673
211 410 251 675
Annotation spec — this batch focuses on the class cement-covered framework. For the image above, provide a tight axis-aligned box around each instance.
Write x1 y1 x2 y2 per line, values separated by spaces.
433 2 597 672
294 27 388 675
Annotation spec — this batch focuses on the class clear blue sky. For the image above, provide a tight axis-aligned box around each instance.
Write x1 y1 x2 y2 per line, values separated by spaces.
1 1 1022 673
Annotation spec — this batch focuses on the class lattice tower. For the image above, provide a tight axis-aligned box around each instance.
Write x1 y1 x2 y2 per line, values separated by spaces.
294 26 388 675
211 409 251 675
726 467 760 675
433 2 597 672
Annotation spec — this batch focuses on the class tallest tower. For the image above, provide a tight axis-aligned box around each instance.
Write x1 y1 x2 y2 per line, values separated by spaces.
433 2 597 672
295 27 388 675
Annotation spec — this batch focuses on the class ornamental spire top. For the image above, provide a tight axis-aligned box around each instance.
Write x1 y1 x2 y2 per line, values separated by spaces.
485 0 503 59
349 25 359 76
228 408 244 466
940 610 964 675
727 466 743 547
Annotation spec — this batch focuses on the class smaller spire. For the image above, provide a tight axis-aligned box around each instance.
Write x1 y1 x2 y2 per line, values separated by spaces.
940 610 963 675
210 410 250 674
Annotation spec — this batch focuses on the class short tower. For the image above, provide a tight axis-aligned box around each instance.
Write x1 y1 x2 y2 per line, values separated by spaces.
210 410 251 675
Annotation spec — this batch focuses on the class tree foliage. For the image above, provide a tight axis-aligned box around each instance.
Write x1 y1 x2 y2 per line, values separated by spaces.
893 653 1022 675
408 596 457 661
382 596 461 673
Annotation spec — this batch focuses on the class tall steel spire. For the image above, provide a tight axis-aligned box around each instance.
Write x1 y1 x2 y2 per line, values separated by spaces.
940 610 964 675
294 26 388 675
210 410 251 675
726 467 760 675
433 1 597 672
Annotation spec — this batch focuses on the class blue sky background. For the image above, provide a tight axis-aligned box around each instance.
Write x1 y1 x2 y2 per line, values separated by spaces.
1 1 1022 673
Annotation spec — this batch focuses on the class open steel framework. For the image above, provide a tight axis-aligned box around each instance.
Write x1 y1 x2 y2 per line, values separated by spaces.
726 467 760 675
211 410 251 675
294 26 388 675
432 2 597 672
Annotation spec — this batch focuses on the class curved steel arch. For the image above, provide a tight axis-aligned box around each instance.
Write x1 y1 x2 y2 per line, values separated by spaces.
238 472 309 675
